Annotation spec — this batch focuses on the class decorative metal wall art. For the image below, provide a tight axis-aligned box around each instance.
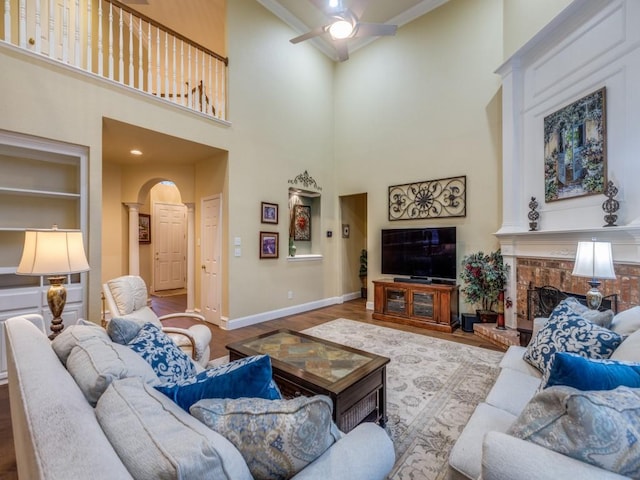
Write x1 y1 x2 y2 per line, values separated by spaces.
544 87 607 202
388 175 466 221
528 196 539 231
288 170 322 191
602 180 620 227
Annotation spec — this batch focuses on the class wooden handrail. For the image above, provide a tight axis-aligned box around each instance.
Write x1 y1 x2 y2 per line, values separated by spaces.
107 0 228 66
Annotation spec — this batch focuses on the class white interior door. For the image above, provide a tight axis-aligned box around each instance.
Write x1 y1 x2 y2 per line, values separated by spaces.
201 195 221 325
153 202 186 291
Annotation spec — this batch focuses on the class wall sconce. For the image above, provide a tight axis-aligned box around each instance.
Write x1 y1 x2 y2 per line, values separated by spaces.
571 238 616 310
16 226 90 339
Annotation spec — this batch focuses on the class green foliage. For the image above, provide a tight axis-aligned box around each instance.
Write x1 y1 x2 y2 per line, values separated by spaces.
460 250 509 312
359 249 367 277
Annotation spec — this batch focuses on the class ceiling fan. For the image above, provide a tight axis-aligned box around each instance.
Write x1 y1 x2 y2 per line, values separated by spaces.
290 0 398 61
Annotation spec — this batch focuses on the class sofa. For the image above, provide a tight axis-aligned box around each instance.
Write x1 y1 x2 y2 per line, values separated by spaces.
449 298 640 480
5 314 395 480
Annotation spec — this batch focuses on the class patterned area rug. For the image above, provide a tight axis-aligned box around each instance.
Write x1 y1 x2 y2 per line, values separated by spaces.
303 319 503 480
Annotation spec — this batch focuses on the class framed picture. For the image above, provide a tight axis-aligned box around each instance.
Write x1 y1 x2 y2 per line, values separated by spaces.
544 87 607 202
261 202 278 224
139 214 151 244
259 231 279 259
342 224 350 238
293 205 311 241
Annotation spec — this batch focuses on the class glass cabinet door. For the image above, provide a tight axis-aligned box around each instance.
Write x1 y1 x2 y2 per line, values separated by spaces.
412 291 434 320
384 288 407 315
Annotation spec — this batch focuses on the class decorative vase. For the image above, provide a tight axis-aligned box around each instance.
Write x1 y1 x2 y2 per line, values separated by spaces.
288 240 296 257
476 310 498 323
496 290 506 330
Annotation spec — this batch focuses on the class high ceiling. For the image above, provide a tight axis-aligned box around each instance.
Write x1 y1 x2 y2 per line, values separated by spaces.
257 0 449 61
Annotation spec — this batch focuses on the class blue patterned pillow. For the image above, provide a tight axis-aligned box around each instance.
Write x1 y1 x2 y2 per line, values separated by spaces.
156 355 282 411
523 299 623 374
127 323 197 384
191 395 342 480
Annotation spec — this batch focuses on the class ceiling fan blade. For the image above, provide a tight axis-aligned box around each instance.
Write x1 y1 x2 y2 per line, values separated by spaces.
354 23 397 38
290 25 328 44
334 40 349 62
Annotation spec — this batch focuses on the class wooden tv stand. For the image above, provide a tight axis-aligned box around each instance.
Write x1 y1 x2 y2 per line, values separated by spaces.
372 279 459 333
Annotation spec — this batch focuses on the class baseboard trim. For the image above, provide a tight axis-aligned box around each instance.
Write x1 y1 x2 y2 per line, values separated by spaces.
342 291 361 302
223 296 342 330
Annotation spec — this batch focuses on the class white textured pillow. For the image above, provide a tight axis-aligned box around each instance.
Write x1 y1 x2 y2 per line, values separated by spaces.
51 322 112 365
107 275 148 315
611 329 640 362
95 377 252 480
611 307 640 336
66 335 159 406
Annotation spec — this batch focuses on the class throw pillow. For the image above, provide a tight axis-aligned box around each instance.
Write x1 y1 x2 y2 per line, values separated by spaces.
543 352 640 391
611 329 640 362
155 355 282 411
562 297 614 327
66 335 160 406
610 306 640 336
523 299 623 374
51 322 112 365
96 377 253 480
127 322 197 384
191 395 343 480
107 315 146 344
509 385 640 478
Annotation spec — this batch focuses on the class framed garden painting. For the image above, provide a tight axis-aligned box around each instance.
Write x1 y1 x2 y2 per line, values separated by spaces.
261 202 278 224
544 87 607 202
293 205 311 241
259 231 279 259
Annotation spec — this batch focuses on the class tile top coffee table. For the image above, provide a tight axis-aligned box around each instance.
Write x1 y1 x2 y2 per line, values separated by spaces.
226 328 389 433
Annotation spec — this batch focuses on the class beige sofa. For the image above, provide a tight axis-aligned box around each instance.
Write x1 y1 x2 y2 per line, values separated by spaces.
448 304 640 480
6 314 395 480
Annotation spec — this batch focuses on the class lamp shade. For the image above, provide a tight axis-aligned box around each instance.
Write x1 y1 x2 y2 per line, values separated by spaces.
571 240 616 279
16 228 90 275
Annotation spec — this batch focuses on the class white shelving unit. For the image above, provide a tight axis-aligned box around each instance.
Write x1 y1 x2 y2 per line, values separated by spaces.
0 130 88 384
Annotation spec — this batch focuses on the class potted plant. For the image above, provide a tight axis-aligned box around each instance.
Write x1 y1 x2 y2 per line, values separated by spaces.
359 249 367 298
460 249 509 323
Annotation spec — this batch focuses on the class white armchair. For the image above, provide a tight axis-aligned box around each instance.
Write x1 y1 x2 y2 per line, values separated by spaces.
102 275 212 367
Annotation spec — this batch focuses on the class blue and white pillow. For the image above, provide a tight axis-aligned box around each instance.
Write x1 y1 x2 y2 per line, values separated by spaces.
156 355 282 411
523 299 623 375
127 323 197 385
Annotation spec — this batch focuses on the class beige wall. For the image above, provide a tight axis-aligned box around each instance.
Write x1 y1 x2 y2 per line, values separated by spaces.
0 0 579 323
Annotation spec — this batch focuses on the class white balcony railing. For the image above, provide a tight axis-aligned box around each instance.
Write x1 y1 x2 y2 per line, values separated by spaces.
2 0 228 121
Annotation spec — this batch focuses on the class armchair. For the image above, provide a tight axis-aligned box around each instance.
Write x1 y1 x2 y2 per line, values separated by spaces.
102 275 212 367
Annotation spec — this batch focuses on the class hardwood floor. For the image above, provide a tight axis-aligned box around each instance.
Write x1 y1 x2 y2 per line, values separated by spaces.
0 296 500 479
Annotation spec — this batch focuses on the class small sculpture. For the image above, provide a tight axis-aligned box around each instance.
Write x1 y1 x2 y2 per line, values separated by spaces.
528 197 539 231
602 180 619 227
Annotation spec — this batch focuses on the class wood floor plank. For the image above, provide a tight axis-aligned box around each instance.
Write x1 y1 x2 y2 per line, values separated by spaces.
0 296 500 478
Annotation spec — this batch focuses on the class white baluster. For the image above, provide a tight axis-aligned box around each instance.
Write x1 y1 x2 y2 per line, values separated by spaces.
146 22 152 93
163 31 168 100
155 27 160 96
62 0 68 63
194 48 198 111
97 0 103 76
187 44 192 109
200 50 205 113
4 0 11 42
118 7 123 83
86 0 92 72
171 35 176 103
48 0 54 58
138 17 143 90
128 12 133 87
180 41 185 106
108 2 113 79
18 0 25 48
208 55 212 116
74 0 80 67
34 0 41 53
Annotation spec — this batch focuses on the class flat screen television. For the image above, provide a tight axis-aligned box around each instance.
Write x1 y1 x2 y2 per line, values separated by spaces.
381 227 457 282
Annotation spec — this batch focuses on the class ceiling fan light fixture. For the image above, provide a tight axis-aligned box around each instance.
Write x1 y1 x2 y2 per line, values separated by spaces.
328 18 354 40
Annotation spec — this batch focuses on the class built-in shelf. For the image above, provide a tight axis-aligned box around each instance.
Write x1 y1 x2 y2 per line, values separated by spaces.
0 187 80 198
287 254 323 262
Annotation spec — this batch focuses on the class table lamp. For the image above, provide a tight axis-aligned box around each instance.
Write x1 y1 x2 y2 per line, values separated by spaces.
16 226 90 339
571 238 616 310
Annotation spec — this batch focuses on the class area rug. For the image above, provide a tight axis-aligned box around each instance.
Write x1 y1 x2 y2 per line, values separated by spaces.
302 319 504 480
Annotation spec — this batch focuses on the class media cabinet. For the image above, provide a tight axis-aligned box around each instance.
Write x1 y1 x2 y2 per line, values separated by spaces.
372 279 459 333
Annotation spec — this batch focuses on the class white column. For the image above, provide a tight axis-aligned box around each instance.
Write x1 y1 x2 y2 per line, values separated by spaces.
185 203 196 312
124 203 141 275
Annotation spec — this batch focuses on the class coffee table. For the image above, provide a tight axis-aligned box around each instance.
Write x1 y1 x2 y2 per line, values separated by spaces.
226 329 389 433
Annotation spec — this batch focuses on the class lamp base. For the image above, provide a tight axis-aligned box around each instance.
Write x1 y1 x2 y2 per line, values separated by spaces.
585 280 603 310
47 276 67 340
